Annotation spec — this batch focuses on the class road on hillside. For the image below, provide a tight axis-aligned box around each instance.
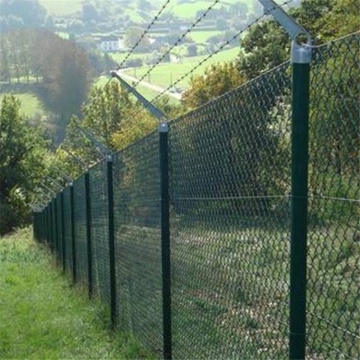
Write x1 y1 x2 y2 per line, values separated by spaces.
117 69 183 101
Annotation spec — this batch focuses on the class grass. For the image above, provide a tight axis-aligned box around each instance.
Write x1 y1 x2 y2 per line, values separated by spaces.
113 210 358 359
38 0 83 15
168 1 224 19
0 93 44 117
123 47 240 89
0 228 152 359
188 30 223 43
94 76 180 105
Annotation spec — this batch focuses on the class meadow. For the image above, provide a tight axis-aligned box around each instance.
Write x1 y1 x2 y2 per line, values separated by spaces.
0 228 151 359
166 0 256 19
38 0 83 15
0 93 44 117
122 47 240 90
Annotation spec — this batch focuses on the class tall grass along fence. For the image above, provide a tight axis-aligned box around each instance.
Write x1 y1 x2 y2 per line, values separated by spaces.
33 33 359 360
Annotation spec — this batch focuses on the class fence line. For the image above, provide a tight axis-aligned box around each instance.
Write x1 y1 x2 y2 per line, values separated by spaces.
34 33 359 360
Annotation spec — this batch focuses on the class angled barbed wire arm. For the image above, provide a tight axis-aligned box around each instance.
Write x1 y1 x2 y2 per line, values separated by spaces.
36 188 52 201
258 0 311 43
40 181 58 196
28 202 43 212
61 146 89 171
73 119 112 158
110 71 166 122
46 176 64 191
51 165 73 186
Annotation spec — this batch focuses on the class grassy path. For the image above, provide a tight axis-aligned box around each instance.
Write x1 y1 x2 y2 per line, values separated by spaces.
0 228 149 360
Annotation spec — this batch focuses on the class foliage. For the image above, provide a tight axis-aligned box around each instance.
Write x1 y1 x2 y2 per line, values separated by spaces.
0 29 95 142
0 0 47 31
56 82 155 176
124 26 151 52
182 62 245 109
237 0 360 80
0 95 48 235
31 30 93 129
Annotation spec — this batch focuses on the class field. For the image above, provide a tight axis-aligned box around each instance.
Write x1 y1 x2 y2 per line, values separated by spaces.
122 47 240 90
188 30 223 43
0 93 44 117
38 0 83 15
0 46 240 120
166 0 256 19
0 228 151 359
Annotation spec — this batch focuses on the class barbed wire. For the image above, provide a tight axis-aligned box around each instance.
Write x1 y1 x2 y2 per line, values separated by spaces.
144 0 295 106
116 0 172 70
132 0 222 88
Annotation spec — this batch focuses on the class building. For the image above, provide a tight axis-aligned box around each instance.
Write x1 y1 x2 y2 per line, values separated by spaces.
99 35 122 52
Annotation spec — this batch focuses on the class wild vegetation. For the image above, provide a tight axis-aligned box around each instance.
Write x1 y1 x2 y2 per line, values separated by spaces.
0 96 48 236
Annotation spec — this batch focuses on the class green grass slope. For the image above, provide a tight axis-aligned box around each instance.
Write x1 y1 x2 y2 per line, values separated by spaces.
0 93 43 117
0 228 151 360
38 0 83 15
123 47 240 90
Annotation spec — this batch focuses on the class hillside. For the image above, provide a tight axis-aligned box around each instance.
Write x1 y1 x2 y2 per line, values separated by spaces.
0 228 150 359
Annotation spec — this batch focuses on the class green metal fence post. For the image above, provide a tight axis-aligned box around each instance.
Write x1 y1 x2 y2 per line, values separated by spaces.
85 172 93 299
60 191 66 273
46 205 50 245
52 201 55 250
70 184 77 283
49 205 52 246
290 41 311 360
107 156 117 328
159 122 172 360
33 212 36 240
54 196 59 260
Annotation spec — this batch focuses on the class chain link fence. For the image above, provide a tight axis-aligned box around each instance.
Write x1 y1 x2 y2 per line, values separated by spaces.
33 33 359 360
306 33 360 359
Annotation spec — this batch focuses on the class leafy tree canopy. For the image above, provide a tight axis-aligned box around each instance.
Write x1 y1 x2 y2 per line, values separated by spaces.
0 0 47 30
0 95 48 235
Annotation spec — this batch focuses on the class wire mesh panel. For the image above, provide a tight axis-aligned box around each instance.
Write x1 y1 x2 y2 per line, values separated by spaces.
89 160 110 302
113 132 163 355
56 193 63 264
63 186 73 274
306 33 360 359
169 62 292 359
73 175 88 285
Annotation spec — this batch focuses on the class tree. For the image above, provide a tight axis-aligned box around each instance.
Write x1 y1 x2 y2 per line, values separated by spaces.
0 35 11 82
237 0 359 80
177 61 286 218
182 62 245 109
0 95 48 235
187 44 198 57
0 0 47 28
82 3 100 22
30 30 93 141
124 26 150 52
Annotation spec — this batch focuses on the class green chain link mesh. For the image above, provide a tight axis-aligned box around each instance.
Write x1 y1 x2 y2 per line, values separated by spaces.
73 175 88 284
169 61 292 359
33 33 359 360
113 132 163 355
90 160 110 302
62 187 73 274
56 194 63 265
306 34 359 359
